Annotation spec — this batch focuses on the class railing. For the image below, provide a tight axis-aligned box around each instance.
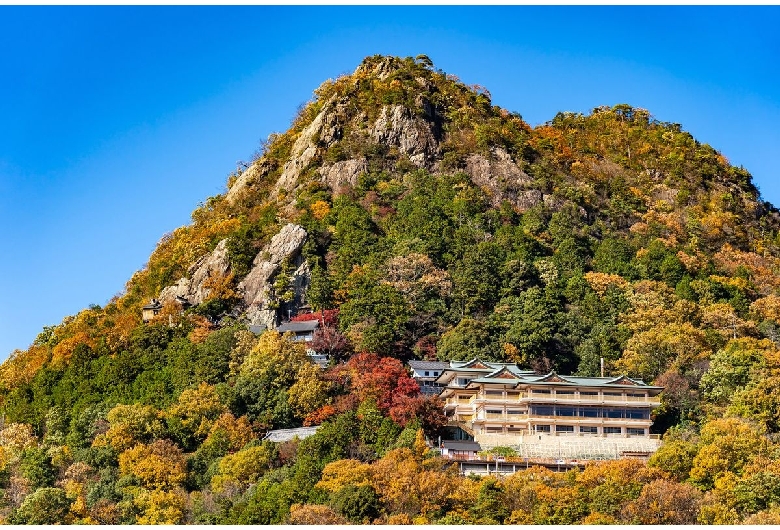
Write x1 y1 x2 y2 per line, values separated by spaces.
477 413 530 421
527 414 651 423
525 394 660 405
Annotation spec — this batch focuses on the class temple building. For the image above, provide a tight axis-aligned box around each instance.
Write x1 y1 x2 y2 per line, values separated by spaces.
434 359 662 455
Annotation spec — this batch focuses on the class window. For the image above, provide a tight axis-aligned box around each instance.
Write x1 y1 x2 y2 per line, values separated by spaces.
627 428 646 436
580 391 598 397
433 371 439 376
605 408 624 418
580 426 598 434
556 390 575 396
556 407 576 417
604 392 622 397
579 407 600 418
486 390 503 395
424 371 429 376
486 409 503 415
531 405 554 416
535 425 551 433
628 393 646 398
457 377 472 386
626 409 648 419
604 427 622 434
534 389 551 395
556 425 574 433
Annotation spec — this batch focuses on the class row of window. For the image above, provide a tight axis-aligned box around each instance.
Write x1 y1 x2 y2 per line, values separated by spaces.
529 405 650 420
534 425 646 436
531 389 647 398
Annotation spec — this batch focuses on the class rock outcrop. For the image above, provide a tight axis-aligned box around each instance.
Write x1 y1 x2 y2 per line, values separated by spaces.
238 223 308 329
464 147 538 211
319 158 368 190
371 104 440 167
159 239 232 306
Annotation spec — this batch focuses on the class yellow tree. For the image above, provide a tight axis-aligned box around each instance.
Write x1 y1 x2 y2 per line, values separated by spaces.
287 363 332 420
118 439 187 490
93 403 165 452
316 459 374 493
166 382 227 449
689 417 768 490
133 488 187 524
210 444 275 493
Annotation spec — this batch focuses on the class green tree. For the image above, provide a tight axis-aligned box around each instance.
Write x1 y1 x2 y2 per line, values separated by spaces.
11 487 71 524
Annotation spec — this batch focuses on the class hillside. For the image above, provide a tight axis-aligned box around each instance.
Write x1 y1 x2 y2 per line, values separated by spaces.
1 54 780 524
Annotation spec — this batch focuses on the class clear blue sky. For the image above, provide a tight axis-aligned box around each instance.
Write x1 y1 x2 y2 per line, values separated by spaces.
1 6 779 360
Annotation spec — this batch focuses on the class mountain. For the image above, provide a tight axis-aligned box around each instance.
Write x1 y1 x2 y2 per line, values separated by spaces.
1 54 780 524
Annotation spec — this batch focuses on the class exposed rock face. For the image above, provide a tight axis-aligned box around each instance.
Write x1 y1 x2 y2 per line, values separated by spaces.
319 158 368 190
371 105 440 167
225 160 270 204
238 223 308 329
159 239 231 306
274 97 343 194
464 148 537 211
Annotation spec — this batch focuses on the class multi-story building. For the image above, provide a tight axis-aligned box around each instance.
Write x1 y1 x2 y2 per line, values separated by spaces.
436 359 662 443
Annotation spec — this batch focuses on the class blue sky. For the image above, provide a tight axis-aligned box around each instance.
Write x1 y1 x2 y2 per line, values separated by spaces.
1 6 779 359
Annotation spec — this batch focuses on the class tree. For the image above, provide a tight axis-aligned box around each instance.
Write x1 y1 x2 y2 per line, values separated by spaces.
647 438 699 481
436 318 494 361
336 353 420 414
232 331 310 427
210 444 275 493
166 382 227 451
288 503 347 525
623 478 702 524
689 417 767 490
494 287 556 366
310 326 352 363
287 362 333 420
11 487 71 524
317 459 374 493
118 439 187 490
133 488 186 525
339 268 410 355
330 484 381 523
93 403 165 452
451 241 505 317
700 338 770 405
575 459 666 518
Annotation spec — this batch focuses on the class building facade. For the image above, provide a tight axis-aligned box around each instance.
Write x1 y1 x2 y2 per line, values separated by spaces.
436 359 662 441
408 360 449 395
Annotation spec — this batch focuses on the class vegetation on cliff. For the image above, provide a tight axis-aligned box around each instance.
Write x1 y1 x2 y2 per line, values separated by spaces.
1 55 780 523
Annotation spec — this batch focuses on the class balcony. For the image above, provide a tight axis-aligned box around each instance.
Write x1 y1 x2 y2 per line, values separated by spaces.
474 412 530 422
525 393 660 406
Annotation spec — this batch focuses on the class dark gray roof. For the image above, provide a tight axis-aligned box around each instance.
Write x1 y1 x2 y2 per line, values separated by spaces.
248 324 267 335
142 299 162 310
441 440 482 451
277 320 320 333
408 360 450 370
